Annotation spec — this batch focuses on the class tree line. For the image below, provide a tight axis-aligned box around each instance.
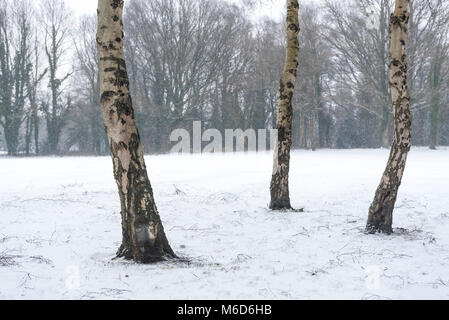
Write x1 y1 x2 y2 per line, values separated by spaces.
1 0 448 156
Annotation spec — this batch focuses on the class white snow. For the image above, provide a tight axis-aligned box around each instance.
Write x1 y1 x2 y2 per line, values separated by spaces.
0 148 448 299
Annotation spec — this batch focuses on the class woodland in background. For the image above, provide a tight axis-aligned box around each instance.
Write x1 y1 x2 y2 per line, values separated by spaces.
0 0 448 156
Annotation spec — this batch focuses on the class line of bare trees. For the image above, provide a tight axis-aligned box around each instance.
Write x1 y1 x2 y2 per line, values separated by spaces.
1 0 448 156
0 0 75 155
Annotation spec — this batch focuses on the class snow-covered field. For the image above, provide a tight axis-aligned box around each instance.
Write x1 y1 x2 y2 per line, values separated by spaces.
0 148 448 300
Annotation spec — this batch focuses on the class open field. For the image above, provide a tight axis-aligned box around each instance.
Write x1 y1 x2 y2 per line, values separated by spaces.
1 148 448 299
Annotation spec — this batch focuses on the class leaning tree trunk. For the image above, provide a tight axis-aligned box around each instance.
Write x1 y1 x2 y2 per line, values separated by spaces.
366 0 411 234
96 0 175 262
270 0 300 210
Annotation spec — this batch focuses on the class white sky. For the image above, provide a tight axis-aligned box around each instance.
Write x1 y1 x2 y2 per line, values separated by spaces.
65 0 322 22
65 0 97 16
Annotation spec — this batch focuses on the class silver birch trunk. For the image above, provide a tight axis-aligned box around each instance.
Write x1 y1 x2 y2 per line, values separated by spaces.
270 0 300 210
366 0 411 234
96 0 175 262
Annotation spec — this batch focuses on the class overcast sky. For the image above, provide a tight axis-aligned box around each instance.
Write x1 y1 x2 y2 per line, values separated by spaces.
65 0 322 22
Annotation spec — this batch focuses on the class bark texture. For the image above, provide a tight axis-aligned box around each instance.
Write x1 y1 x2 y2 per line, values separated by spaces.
96 0 175 262
366 0 411 234
270 0 300 210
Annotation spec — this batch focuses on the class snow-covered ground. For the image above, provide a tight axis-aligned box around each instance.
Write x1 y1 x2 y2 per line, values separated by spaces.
0 148 448 300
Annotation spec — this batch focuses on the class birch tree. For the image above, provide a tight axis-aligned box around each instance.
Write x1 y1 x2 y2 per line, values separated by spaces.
96 0 175 262
270 0 300 210
366 0 411 233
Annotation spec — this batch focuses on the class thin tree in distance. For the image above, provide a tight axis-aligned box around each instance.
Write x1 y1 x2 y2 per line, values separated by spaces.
270 0 301 211
366 0 411 234
41 0 73 154
96 0 176 263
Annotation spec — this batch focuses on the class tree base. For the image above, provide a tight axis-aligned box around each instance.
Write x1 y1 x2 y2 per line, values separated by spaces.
269 201 292 211
269 186 292 211
116 242 176 264
366 194 395 235
269 202 303 212
365 224 393 235
366 208 394 235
